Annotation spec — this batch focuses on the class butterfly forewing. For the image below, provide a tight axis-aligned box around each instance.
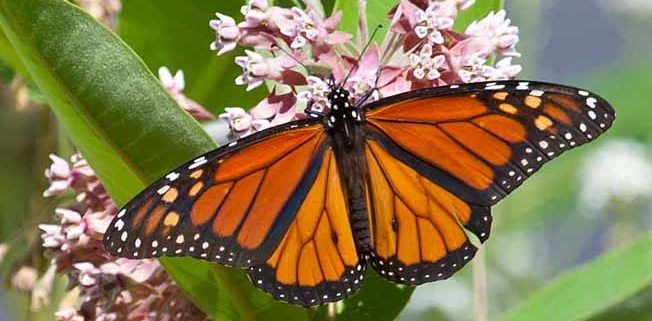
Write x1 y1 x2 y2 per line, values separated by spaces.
104 121 327 267
365 81 615 207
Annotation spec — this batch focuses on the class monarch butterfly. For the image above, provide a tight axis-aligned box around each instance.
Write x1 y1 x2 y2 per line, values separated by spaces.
104 79 614 306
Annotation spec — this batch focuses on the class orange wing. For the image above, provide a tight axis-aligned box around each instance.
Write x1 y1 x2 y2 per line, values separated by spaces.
361 81 614 283
365 81 615 209
104 121 329 267
364 138 483 284
247 148 365 306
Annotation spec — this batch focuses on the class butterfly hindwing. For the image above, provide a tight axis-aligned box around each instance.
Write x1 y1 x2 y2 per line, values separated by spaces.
365 80 615 207
103 121 328 267
247 147 366 306
364 138 483 284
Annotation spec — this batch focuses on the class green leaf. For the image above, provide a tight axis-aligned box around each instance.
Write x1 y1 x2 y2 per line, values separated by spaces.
332 0 394 43
315 270 414 321
454 0 504 32
497 232 652 321
0 0 307 320
332 0 359 38
118 0 267 114
0 30 29 81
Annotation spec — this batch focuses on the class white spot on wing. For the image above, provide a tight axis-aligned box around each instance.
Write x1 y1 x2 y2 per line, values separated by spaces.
517 82 530 90
588 110 597 120
165 172 180 182
115 219 124 231
586 97 597 108
486 84 506 90
530 90 545 97
189 156 207 169
157 185 170 195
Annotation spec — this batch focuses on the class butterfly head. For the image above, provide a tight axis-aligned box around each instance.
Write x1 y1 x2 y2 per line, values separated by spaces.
327 86 351 110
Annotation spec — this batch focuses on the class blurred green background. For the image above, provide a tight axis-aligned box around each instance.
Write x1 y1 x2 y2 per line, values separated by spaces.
0 0 651 320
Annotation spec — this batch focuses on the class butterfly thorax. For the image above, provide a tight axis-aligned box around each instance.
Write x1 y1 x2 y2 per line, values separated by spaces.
325 87 364 147
325 87 371 252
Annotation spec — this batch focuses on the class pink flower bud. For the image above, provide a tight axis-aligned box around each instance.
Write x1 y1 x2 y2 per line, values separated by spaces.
210 12 239 56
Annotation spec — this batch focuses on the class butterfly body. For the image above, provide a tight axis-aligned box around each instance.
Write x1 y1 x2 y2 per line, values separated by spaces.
104 80 615 307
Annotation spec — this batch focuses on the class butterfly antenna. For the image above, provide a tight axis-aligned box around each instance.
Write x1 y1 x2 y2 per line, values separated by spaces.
341 24 384 86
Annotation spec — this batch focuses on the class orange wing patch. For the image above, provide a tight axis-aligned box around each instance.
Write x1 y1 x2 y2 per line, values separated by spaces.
248 149 365 307
366 82 614 206
365 139 486 285
104 123 327 268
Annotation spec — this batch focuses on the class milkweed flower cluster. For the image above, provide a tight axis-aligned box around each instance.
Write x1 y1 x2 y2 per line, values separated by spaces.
210 0 521 138
34 154 208 321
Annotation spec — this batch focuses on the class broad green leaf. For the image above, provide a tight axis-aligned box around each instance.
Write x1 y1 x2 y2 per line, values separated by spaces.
0 0 307 320
0 30 29 81
119 0 267 114
454 0 504 32
315 270 415 321
497 231 652 321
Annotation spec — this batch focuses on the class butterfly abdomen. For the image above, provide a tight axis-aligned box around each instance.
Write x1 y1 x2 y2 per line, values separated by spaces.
330 117 371 252
349 195 370 251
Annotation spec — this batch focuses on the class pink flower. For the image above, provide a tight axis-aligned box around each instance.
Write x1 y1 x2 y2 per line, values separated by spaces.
210 13 239 55
250 90 298 126
414 3 454 44
234 51 303 90
234 50 272 90
464 10 520 57
409 44 446 80
240 0 271 28
158 67 215 120
219 107 270 137
298 76 331 113
206 0 522 138
43 153 102 198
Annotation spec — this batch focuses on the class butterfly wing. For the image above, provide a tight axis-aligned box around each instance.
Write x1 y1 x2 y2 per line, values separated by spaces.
103 120 329 267
364 138 482 284
247 147 365 306
362 80 614 282
365 80 614 208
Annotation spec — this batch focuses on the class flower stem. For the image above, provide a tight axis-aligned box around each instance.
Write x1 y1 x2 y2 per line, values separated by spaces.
325 303 337 321
473 247 488 321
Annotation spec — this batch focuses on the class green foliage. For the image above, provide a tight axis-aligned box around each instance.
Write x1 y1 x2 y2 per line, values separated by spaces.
497 232 652 321
118 0 266 114
315 270 415 321
454 0 504 32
